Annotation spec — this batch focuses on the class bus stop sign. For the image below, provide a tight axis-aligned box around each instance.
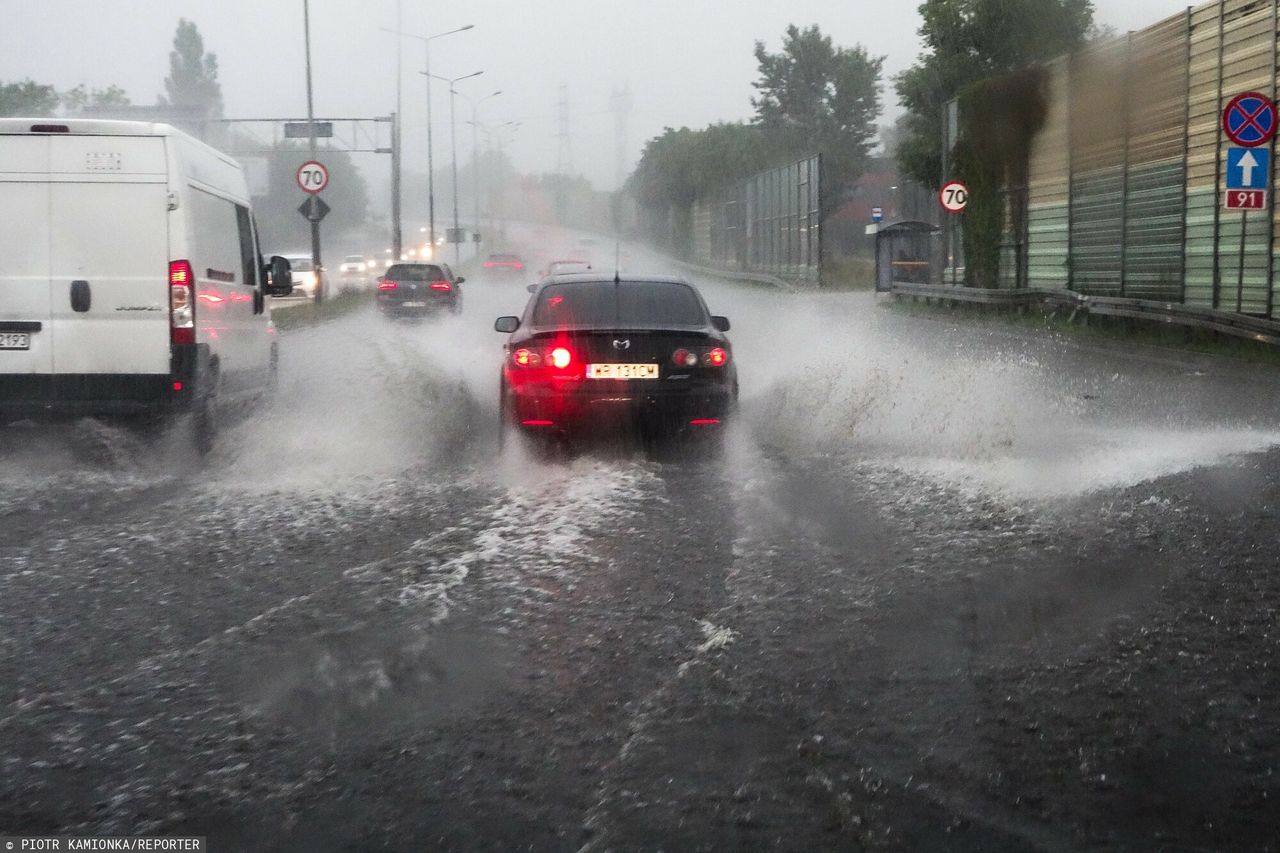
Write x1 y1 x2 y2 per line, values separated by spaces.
1223 92 1277 148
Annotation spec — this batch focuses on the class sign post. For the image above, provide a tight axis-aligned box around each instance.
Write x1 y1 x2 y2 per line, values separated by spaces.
1221 92 1276 311
939 181 968 285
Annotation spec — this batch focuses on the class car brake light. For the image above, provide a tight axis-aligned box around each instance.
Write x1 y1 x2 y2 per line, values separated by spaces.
549 347 573 369
169 259 195 345
672 348 698 367
484 261 496 268
513 262 524 270
513 348 540 367
706 347 728 367
690 419 721 426
522 420 555 426
429 280 452 291
379 279 398 290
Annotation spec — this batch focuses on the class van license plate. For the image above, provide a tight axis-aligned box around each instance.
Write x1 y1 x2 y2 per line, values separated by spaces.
0 333 30 350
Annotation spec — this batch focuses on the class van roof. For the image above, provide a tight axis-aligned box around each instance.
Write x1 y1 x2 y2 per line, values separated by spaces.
0 117 189 138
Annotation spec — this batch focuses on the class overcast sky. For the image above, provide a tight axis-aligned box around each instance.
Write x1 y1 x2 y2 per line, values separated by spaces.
2 1 1197 189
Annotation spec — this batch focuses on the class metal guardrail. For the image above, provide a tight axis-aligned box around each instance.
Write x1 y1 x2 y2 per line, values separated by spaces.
891 282 1280 347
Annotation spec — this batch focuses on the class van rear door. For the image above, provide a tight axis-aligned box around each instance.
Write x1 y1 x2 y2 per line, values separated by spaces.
48 135 170 376
0 135 54 383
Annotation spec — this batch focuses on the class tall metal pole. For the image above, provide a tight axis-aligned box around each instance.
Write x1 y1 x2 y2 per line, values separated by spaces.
472 100 480 258
391 0 401 258
449 86 461 265
425 39 436 257
303 0 323 298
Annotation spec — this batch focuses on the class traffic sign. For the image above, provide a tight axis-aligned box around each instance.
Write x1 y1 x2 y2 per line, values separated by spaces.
939 180 968 213
871 206 884 223
1227 147 1269 190
285 121 334 139
297 195 331 222
1223 92 1277 148
1224 190 1267 210
296 160 329 194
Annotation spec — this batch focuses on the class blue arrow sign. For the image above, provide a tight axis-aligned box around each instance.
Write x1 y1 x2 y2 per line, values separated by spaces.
1227 147 1270 190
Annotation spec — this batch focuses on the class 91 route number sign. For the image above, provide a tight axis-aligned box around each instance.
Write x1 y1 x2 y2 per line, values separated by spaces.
296 160 329 194
939 180 969 213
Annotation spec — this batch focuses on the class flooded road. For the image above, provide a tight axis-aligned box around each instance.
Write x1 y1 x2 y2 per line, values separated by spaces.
3 245 1279 851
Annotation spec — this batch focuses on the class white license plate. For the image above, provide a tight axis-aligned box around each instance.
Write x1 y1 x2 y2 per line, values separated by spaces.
401 301 428 307
0 332 30 350
586 363 659 380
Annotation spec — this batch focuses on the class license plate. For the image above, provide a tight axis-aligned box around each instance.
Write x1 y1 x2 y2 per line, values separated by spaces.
0 332 30 350
586 363 659 380
401 301 428 307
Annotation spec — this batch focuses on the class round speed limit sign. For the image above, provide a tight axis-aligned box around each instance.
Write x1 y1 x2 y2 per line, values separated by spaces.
939 180 969 213
296 160 329 194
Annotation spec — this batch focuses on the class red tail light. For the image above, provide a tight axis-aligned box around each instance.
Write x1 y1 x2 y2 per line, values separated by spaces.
672 348 698 367
169 259 195 345
429 280 452 291
484 261 496 268
706 347 728 367
379 279 399 291
513 262 524 270
549 346 573 369
522 420 555 427
513 348 540 367
690 419 721 426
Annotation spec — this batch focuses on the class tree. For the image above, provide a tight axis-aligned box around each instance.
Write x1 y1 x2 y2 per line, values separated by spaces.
159 19 223 119
61 84 132 114
0 80 59 117
896 0 1094 188
752 24 885 195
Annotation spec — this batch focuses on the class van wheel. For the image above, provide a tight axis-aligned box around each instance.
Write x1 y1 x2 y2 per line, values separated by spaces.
192 394 218 456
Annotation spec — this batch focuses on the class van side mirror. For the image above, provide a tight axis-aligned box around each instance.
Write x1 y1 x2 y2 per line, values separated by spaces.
264 255 293 297
711 315 731 332
494 316 520 333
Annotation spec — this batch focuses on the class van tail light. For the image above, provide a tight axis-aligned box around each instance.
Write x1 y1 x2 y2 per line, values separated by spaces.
169 260 195 345
378 279 399 291
429 280 452 292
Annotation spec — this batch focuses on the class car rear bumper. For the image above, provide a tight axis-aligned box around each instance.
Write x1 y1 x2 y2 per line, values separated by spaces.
506 382 734 433
378 296 457 314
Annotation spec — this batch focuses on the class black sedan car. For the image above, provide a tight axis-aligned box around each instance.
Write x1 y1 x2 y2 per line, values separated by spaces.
494 274 737 445
377 262 463 317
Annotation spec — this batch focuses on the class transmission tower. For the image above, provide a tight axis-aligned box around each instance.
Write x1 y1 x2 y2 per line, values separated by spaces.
610 84 633 190
555 83 573 221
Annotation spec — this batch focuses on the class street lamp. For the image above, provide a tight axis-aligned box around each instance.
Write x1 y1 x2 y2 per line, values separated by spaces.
457 89 502 258
384 24 474 254
425 70 482 263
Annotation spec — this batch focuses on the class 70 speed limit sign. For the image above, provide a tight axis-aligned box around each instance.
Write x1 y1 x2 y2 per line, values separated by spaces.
296 160 329 194
939 180 969 213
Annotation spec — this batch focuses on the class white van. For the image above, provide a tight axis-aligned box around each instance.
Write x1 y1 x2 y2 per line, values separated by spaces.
0 119 292 449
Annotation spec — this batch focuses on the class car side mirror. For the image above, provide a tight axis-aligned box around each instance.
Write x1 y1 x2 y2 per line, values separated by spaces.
711 315 731 332
265 255 293 297
455 276 466 285
494 316 520 333
526 283 539 293
376 274 385 283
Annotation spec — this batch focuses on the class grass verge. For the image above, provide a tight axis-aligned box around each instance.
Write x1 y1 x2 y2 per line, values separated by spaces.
822 256 876 291
270 290 371 332
884 297 1280 367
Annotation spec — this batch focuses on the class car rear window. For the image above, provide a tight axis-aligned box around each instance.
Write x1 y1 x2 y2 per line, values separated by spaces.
532 281 707 327
386 264 445 281
344 255 364 263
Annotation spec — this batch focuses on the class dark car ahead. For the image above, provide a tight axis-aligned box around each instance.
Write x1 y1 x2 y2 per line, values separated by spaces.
494 275 737 445
377 262 463 317
482 252 526 276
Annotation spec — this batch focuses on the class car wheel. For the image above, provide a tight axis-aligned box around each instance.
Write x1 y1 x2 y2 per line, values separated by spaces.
192 393 217 456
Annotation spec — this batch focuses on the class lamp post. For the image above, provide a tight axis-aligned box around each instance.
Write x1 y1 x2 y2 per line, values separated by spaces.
382 24 473 257
425 70 482 264
457 90 502 257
